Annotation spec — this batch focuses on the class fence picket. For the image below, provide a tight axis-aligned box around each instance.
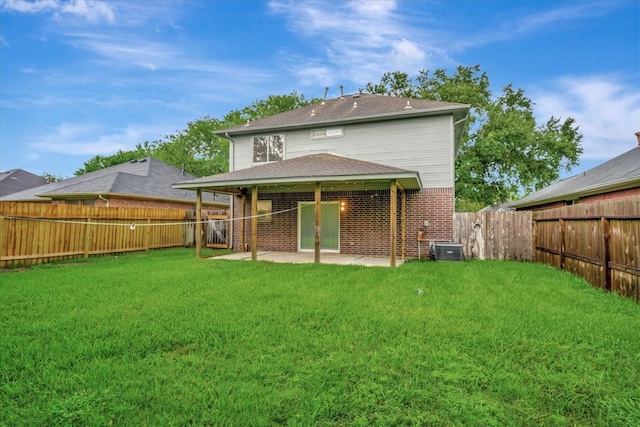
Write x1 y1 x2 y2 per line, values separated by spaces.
0 202 228 267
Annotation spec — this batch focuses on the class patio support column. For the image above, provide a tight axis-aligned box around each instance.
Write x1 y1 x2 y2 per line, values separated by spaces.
390 180 397 267
251 186 258 261
314 182 321 263
241 192 246 251
401 188 406 261
196 188 202 258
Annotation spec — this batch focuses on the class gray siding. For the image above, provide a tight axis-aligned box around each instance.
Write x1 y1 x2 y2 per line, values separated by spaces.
231 115 454 188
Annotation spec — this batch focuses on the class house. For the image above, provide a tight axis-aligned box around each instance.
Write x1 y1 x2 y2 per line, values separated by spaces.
1 157 228 210
0 169 48 198
511 132 640 211
173 92 469 265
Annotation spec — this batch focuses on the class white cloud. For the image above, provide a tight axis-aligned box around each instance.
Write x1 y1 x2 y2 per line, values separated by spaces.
268 0 445 89
457 2 617 51
532 75 640 161
1 0 115 23
27 122 170 156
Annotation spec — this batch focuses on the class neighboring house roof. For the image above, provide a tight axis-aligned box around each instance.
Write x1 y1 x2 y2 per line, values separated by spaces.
174 153 422 194
216 93 469 137
512 146 640 209
0 169 48 197
0 157 224 205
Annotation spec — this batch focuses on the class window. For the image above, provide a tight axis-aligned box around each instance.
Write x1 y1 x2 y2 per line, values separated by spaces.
257 200 272 222
311 128 343 139
253 135 284 163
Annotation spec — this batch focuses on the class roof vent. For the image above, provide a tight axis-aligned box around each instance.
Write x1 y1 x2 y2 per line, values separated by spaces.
311 109 316 116
244 120 251 127
353 101 357 108
404 101 413 109
635 131 640 147
322 86 329 105
130 159 138 163
139 158 147 163
339 85 344 99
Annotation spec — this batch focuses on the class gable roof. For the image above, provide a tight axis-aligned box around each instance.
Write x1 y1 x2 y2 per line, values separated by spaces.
512 146 640 208
173 153 422 194
0 169 48 197
0 157 222 204
216 93 469 136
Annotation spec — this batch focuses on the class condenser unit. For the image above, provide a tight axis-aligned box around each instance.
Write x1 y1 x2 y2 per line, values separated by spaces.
432 243 464 262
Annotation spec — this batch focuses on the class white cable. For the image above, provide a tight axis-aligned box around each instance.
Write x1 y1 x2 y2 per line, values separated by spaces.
0 205 310 228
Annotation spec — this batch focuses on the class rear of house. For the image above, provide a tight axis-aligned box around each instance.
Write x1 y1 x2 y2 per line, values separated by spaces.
175 93 469 261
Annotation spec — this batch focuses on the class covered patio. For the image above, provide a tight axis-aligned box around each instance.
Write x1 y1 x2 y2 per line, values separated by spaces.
173 153 423 267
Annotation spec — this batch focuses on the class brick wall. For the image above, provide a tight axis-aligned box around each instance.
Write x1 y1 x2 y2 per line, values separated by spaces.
53 197 224 211
579 187 640 204
519 187 640 211
232 187 454 258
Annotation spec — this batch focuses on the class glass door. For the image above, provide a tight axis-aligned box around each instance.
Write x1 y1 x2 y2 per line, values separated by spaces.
298 202 339 251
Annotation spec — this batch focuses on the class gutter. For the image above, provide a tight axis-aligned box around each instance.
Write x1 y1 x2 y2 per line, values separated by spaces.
225 132 235 172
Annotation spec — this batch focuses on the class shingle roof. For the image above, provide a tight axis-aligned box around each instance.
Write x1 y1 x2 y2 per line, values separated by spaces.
174 153 422 192
512 146 640 208
0 169 48 197
0 157 222 204
217 93 469 135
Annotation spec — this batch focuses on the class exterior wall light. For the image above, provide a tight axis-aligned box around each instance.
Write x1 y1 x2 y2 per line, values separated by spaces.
340 201 346 212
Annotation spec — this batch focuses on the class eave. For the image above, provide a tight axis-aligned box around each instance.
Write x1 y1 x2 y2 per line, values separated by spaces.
512 176 640 209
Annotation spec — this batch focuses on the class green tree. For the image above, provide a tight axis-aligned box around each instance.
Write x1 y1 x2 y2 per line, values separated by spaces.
364 65 583 210
74 92 317 178
74 146 151 175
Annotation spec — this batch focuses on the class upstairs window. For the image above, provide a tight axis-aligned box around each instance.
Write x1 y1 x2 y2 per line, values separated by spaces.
253 135 284 163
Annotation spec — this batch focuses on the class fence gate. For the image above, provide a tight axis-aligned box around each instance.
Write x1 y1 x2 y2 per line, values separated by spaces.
205 214 229 248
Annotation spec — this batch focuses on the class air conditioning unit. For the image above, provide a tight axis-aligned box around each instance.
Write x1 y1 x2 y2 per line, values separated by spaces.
432 243 464 262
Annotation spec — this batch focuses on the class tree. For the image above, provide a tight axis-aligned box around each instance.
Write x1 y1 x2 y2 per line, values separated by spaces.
42 172 64 183
74 92 318 178
364 65 583 210
74 146 151 175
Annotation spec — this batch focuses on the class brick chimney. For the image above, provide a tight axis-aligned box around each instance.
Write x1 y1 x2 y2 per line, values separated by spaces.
636 131 640 147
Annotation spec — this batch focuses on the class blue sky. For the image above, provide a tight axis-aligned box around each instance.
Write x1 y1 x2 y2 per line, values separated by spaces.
1 0 639 179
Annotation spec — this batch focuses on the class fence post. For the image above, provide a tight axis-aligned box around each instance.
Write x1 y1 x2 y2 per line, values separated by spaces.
145 218 151 251
83 218 90 258
602 217 611 291
559 218 565 270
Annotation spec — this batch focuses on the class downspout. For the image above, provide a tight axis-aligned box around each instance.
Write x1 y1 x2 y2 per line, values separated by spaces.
225 132 235 250
225 132 235 172
98 194 109 207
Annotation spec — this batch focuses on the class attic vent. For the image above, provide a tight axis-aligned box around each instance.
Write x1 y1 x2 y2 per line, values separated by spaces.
352 94 360 99
130 159 138 163
139 159 147 163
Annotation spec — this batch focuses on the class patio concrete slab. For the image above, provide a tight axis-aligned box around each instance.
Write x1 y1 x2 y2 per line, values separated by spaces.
209 251 403 267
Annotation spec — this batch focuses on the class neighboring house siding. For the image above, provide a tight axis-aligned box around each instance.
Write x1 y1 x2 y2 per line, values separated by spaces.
232 187 454 257
51 197 201 210
519 188 640 211
578 188 640 204
232 115 454 188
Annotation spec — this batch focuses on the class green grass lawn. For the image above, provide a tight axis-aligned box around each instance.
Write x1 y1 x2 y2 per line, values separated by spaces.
1 249 639 426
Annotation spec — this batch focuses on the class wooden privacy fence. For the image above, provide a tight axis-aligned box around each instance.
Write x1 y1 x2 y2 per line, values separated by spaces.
453 211 533 261
533 198 639 301
0 202 229 268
